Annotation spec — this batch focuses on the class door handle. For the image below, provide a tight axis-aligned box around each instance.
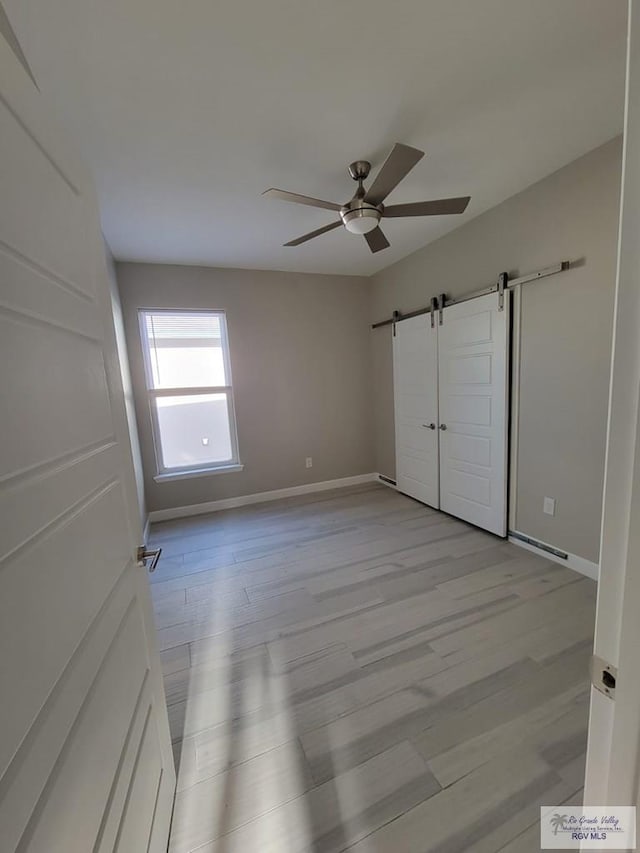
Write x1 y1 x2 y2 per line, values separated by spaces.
137 545 162 573
439 424 447 430
422 423 436 430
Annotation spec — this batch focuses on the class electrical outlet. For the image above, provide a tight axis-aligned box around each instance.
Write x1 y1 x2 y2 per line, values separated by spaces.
543 497 556 516
305 457 313 469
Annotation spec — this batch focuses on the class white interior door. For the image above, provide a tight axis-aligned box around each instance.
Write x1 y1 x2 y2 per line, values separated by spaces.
393 313 440 508
438 291 509 536
0 26 175 853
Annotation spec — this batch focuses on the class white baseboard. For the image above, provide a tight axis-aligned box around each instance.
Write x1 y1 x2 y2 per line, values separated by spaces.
509 531 599 582
148 472 379 523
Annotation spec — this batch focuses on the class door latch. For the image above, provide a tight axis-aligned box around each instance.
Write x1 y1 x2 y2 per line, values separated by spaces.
137 545 162 573
591 654 617 700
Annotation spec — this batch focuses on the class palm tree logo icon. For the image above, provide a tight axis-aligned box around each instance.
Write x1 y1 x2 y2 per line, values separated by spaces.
550 814 568 835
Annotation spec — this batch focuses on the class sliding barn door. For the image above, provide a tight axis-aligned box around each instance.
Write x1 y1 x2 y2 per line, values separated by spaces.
0 26 174 853
393 314 440 508
438 292 510 536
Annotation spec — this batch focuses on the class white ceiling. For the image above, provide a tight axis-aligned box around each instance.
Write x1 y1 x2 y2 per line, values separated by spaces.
5 0 627 276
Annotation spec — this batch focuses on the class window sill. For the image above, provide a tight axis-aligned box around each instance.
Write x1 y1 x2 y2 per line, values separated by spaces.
154 463 244 483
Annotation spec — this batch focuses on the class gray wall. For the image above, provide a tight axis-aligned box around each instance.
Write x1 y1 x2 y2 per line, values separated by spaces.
105 249 147 528
370 137 622 563
116 263 374 513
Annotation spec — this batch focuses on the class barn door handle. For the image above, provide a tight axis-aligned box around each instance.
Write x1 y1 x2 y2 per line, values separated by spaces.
422 423 436 430
439 424 447 430
137 545 162 573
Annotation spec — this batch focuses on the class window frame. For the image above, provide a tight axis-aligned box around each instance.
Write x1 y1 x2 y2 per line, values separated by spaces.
138 308 242 480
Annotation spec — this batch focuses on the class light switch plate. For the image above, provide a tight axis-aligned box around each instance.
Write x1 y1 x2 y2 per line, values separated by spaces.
543 496 556 516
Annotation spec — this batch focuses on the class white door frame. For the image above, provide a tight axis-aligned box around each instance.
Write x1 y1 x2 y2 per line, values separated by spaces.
584 0 640 816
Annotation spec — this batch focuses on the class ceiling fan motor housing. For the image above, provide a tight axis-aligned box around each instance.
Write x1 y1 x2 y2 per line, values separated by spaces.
340 198 381 234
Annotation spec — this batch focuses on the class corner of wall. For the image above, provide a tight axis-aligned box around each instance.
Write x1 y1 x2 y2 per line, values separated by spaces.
104 245 148 529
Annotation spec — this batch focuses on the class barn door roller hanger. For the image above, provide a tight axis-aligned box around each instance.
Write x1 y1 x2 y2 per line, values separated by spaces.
372 261 570 330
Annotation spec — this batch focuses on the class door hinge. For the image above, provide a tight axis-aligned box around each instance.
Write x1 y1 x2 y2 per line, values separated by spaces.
591 654 617 700
438 293 446 325
137 544 162 573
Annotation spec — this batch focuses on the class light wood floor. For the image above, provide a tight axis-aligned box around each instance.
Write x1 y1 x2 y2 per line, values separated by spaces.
148 483 596 853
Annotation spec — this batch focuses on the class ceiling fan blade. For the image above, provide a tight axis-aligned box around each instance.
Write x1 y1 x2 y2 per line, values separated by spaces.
364 143 424 206
284 220 342 247
364 227 390 254
263 188 342 212
383 196 471 217
0 2 39 88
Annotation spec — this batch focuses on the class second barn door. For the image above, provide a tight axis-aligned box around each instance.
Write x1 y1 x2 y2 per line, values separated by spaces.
437 291 510 536
393 313 440 508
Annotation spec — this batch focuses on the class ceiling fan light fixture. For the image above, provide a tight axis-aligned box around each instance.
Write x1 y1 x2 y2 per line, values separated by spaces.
341 206 381 235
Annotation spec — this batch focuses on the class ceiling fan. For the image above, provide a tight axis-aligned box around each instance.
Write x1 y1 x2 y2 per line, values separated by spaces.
263 142 470 253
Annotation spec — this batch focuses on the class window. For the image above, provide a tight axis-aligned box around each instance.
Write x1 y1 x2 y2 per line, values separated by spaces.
138 310 241 479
